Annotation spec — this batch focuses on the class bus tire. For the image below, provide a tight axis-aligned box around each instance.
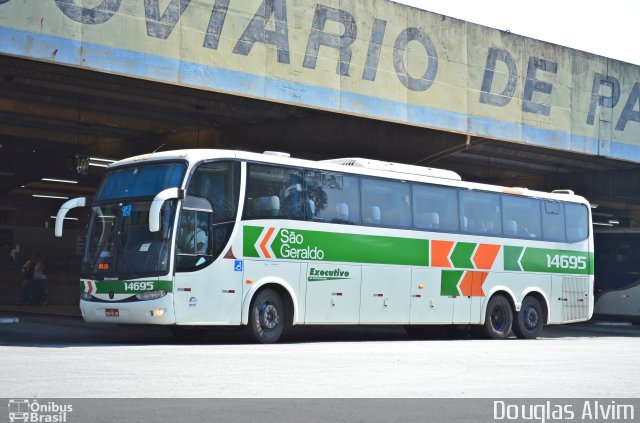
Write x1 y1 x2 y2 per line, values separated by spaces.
483 294 513 340
248 288 284 344
513 296 544 339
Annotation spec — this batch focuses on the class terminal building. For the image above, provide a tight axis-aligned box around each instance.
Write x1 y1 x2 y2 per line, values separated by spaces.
0 0 638 307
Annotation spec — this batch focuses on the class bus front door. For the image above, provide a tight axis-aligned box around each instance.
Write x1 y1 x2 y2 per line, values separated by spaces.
173 259 243 325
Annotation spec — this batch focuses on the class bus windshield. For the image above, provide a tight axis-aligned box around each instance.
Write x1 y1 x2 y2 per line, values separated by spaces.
82 201 176 279
96 162 186 202
80 161 187 279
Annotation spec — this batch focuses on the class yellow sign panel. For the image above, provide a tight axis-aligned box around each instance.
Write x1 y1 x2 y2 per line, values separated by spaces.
0 0 638 160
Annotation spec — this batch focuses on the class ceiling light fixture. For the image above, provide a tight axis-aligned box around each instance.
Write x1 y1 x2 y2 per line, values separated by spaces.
41 178 78 184
50 216 78 221
593 212 614 218
32 194 69 199
89 157 116 163
89 157 117 168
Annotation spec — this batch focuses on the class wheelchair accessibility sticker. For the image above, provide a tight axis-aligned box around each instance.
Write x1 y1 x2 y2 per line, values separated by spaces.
234 260 243 272
121 204 132 217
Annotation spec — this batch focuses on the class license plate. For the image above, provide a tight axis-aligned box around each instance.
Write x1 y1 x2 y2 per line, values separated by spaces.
105 309 119 317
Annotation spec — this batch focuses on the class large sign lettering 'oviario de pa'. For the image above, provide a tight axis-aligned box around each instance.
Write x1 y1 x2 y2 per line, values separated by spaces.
0 0 639 160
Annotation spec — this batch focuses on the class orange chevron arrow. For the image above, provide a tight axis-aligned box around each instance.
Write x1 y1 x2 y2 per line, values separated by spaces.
259 227 276 258
458 271 488 297
431 240 454 268
458 271 473 296
473 244 501 270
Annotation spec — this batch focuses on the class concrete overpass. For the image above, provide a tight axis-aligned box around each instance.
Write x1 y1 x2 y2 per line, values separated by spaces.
0 0 639 277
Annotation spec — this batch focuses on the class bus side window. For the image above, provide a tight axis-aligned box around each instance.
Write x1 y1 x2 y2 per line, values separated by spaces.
459 190 501 236
176 210 212 271
565 203 589 243
502 195 542 239
244 164 304 221
305 171 359 225
335 202 350 222
187 161 240 224
306 198 316 220
504 219 517 237
542 200 566 242
361 177 410 228
364 206 381 225
257 196 281 217
412 183 458 232
305 183 326 221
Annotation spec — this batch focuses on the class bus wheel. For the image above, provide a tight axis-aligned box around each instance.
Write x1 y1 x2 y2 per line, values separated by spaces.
513 296 544 339
483 295 513 340
248 288 284 344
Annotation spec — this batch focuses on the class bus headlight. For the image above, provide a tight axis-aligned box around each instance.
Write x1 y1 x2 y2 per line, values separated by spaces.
135 290 167 301
80 292 92 301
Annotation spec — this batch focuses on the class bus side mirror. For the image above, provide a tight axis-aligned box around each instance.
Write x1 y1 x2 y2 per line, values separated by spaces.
55 197 86 237
149 188 184 232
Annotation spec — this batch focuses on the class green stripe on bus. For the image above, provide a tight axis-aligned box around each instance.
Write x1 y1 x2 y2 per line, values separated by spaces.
441 270 464 296
244 225 429 266
504 246 593 275
243 225 263 258
450 242 476 269
504 246 524 271
243 225 592 275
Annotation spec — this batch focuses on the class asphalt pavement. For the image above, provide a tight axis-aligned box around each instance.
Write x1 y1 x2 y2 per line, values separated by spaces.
1 309 639 398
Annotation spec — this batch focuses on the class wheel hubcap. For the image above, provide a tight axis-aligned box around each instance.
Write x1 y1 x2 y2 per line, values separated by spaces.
259 303 279 330
491 306 507 332
524 306 539 329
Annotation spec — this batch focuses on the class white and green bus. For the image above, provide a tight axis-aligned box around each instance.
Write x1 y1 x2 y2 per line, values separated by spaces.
56 149 593 343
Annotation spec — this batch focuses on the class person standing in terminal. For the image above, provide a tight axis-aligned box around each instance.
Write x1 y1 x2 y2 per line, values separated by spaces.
18 255 35 305
32 254 48 305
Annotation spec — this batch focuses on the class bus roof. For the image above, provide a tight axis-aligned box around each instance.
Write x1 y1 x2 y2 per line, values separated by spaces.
111 149 591 206
322 157 462 181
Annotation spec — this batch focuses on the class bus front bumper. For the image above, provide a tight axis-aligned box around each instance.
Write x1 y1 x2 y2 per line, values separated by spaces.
80 294 175 324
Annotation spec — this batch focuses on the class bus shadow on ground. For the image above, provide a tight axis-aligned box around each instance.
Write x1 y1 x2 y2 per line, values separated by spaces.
282 321 640 344
539 319 640 339
1 315 639 348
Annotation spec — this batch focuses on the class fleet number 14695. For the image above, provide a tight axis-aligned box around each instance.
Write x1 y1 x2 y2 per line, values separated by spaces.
545 254 587 270
124 281 154 291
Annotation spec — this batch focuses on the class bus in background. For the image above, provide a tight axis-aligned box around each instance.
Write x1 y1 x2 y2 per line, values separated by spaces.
594 230 640 321
56 149 594 343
